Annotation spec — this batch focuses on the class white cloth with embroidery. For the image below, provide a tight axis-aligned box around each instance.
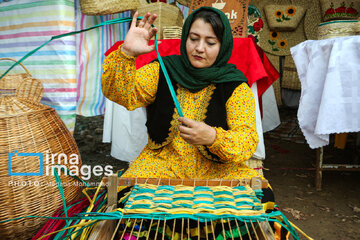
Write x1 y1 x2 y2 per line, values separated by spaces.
291 36 360 149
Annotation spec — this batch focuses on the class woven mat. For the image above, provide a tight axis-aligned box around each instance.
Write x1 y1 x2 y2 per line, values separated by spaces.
123 184 264 220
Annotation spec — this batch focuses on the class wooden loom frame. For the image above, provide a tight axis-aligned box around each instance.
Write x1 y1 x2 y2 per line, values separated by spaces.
89 175 276 240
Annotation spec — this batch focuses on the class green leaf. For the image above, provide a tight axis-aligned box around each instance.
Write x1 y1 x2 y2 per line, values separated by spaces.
248 8 255 15
273 48 279 51
282 14 286 20
248 26 255 34
276 18 282 22
268 40 275 45
284 17 290 20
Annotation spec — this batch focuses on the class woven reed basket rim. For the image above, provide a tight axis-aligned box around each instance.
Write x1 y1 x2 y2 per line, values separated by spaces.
0 57 32 78
319 20 359 26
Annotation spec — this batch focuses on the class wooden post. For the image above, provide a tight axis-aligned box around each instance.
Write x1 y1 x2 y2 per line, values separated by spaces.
88 205 116 240
108 173 118 206
315 147 323 191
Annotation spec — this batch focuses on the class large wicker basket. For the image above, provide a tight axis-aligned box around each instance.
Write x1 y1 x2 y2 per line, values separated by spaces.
136 2 184 39
80 0 139 15
0 58 82 239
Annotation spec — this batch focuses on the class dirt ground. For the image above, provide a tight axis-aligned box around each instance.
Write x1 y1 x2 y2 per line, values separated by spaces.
74 107 360 240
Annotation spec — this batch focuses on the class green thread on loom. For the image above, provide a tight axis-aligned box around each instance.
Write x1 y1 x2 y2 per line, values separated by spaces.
53 166 71 237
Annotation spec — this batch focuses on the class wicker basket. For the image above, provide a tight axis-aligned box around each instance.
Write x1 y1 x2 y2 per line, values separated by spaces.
320 0 360 21
0 58 82 239
80 0 139 15
136 2 184 39
318 19 359 39
163 26 182 39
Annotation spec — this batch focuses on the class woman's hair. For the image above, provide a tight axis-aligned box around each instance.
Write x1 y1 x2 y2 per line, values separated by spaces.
191 9 225 43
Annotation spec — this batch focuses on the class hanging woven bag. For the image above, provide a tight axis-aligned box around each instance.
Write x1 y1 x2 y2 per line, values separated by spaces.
80 0 140 15
135 0 184 39
0 58 82 239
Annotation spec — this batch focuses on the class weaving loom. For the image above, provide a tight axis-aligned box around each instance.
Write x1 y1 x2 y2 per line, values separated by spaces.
88 176 291 240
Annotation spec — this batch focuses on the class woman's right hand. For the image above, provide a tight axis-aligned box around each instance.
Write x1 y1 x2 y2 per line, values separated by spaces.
121 11 159 57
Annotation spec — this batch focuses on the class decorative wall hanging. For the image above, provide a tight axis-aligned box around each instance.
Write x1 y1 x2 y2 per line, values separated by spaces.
320 0 359 21
189 0 250 37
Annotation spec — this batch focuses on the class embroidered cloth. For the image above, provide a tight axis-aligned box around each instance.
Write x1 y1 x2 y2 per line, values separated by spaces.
291 36 360 149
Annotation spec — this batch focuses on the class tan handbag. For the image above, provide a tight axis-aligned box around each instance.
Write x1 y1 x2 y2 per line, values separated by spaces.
264 5 306 31
80 0 139 15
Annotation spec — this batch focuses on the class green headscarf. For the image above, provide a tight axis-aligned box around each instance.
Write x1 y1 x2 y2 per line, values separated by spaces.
162 6 247 93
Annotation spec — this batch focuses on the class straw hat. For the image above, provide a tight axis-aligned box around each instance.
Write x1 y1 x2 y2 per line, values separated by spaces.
250 0 322 56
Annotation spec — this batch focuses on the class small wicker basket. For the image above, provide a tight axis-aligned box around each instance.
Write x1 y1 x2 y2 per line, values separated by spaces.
163 26 182 39
80 0 139 15
136 1 184 39
0 58 82 239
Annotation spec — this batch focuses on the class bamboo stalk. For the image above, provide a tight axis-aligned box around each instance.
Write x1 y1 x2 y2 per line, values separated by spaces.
244 221 252 240
250 220 259 239
171 219 176 240
235 219 243 240
154 218 161 240
128 219 137 239
119 219 129 240
161 218 167 240
227 218 235 240
137 219 144 239
146 218 154 240
210 220 216 240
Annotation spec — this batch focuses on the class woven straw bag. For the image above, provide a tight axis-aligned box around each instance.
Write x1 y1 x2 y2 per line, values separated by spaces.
282 56 301 90
0 58 82 239
176 0 192 7
320 0 360 21
264 4 306 32
318 19 359 39
80 0 140 15
136 1 184 39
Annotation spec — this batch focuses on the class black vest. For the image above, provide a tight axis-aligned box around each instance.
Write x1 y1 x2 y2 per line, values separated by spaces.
145 67 244 161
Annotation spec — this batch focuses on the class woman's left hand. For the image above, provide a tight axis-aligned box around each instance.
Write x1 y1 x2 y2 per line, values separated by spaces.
178 117 216 146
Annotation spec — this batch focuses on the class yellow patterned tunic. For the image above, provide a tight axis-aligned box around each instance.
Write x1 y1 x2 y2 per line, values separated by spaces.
101 46 260 180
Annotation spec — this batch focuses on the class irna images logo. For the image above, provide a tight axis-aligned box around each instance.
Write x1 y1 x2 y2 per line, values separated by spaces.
8 151 113 180
8 150 43 176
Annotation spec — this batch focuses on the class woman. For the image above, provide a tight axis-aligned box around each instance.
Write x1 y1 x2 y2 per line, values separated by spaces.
101 7 291 239
101 7 260 180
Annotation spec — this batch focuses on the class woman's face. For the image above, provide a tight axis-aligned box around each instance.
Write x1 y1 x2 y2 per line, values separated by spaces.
186 18 221 68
